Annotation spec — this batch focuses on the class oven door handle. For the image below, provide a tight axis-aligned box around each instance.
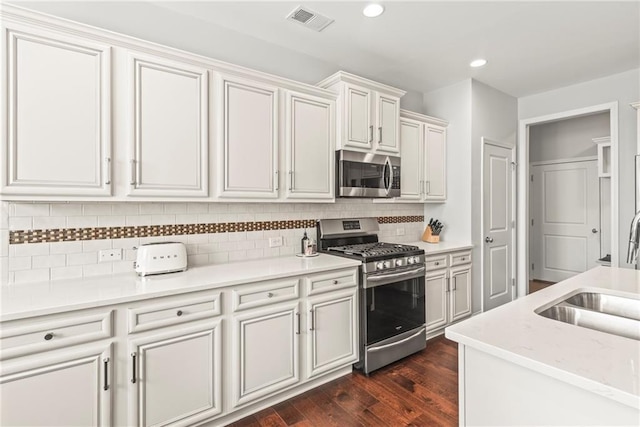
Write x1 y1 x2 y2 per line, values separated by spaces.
364 266 425 288
368 328 426 353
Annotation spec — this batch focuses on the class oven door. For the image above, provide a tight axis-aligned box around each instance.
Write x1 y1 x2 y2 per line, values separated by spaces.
362 266 425 346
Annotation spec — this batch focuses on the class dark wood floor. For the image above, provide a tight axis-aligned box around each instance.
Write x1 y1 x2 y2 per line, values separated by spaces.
228 336 458 427
528 279 555 294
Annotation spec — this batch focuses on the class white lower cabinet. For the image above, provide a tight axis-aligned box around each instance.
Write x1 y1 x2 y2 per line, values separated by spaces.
426 250 472 338
128 320 222 427
231 301 300 408
306 288 358 379
0 343 113 426
0 266 358 426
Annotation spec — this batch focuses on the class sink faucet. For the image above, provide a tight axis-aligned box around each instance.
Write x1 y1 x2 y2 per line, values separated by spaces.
627 210 640 265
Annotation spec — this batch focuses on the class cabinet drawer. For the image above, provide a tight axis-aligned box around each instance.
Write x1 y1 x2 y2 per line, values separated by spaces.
232 278 300 312
128 294 221 334
450 251 472 266
306 268 358 296
0 310 113 360
425 254 448 270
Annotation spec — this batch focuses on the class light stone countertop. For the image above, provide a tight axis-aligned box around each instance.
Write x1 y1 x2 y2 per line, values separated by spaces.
445 266 640 409
0 254 361 322
407 241 473 255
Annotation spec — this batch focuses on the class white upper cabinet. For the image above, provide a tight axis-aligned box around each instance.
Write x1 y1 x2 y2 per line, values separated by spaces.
1 23 112 197
127 52 209 197
217 75 279 199
399 118 423 200
318 71 405 155
375 93 401 153
424 124 447 201
398 110 448 203
284 90 335 200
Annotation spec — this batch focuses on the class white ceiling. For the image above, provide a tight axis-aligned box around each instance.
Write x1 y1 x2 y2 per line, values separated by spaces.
11 1 640 98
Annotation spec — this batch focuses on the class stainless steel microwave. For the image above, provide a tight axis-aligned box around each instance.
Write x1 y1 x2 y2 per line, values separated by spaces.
336 150 400 198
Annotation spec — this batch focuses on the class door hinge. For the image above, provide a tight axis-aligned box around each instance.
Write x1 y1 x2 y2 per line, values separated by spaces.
531 263 535 271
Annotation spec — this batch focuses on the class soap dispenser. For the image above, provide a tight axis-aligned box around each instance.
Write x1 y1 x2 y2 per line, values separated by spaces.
301 230 309 255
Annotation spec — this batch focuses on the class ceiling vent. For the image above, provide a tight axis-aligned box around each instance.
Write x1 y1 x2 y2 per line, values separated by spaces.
286 6 334 32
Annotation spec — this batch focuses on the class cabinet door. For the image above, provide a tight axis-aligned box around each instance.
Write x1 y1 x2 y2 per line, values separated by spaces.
128 321 222 427
343 83 372 150
306 289 358 379
450 265 472 322
424 125 447 201
218 75 278 198
284 91 335 200
231 302 299 408
425 269 448 332
375 93 400 153
1 24 111 196
399 118 423 200
128 53 209 197
0 343 112 426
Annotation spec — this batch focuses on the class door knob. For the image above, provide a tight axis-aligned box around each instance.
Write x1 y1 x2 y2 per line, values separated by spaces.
592 228 599 234
485 237 494 243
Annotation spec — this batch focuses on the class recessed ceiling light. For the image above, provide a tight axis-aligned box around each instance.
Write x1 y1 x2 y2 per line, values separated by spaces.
470 59 488 68
363 4 384 18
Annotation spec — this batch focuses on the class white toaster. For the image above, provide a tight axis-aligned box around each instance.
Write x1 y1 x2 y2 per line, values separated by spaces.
135 242 188 276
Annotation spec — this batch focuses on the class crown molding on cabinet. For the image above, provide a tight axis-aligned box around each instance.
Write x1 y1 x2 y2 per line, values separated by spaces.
400 109 449 128
317 70 406 99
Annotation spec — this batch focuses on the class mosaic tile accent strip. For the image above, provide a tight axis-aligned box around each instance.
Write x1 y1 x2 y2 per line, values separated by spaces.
9 216 424 245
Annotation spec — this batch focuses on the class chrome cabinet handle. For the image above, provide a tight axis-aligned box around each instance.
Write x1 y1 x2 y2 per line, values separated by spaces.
103 358 110 391
105 157 111 185
275 170 279 191
44 332 54 341
485 237 494 243
592 228 599 234
378 126 382 144
332 279 339 285
176 310 183 317
369 125 373 143
267 292 274 298
131 352 137 384
445 278 450 292
130 159 136 186
426 180 430 195
309 309 315 331
453 276 457 291
288 170 293 191
296 312 300 335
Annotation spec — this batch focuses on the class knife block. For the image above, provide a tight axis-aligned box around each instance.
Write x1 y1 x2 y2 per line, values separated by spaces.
422 225 440 243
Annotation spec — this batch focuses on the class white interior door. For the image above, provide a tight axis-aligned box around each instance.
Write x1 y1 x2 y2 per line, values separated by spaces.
531 161 600 282
483 140 514 311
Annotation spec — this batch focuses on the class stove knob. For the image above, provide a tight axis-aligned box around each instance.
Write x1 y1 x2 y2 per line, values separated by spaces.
395 259 404 267
376 262 385 270
384 261 391 269
407 257 415 265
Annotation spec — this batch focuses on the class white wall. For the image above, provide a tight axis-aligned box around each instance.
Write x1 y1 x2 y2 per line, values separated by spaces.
519 68 640 268
471 80 518 311
423 80 472 242
529 112 610 162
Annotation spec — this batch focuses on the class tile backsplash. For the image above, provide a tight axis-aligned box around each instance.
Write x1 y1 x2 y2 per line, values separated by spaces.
0 200 425 285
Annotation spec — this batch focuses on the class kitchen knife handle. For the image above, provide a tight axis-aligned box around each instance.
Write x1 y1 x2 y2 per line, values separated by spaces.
130 352 137 384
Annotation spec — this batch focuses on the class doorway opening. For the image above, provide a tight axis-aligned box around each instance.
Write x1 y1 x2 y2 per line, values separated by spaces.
517 103 619 296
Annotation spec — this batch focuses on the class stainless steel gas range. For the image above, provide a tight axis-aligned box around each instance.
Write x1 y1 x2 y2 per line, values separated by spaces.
317 218 426 375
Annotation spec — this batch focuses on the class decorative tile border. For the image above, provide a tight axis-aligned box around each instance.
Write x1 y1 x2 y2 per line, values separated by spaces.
9 216 424 245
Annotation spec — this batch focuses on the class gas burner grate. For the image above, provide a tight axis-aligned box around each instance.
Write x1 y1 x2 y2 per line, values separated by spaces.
328 242 420 257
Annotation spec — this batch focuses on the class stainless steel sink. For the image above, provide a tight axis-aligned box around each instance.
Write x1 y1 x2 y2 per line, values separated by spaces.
563 292 640 321
537 292 640 341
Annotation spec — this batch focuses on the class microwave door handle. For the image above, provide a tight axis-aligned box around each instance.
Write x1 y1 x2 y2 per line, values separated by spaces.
383 158 392 194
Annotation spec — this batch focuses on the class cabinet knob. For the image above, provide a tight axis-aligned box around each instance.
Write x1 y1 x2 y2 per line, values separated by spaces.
332 280 338 285
176 310 183 317
461 257 465 261
44 332 54 341
267 292 274 298
435 262 440 266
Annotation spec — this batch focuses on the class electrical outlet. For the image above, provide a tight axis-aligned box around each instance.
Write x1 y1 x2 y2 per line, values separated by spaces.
99 248 122 263
269 236 283 248
396 228 405 236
